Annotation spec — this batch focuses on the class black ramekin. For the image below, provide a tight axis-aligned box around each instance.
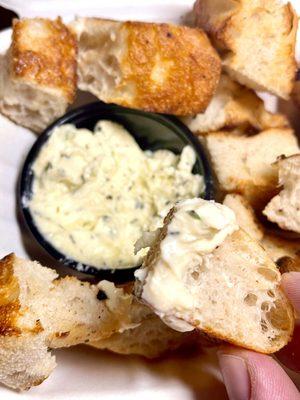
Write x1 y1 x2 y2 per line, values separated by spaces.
19 101 214 283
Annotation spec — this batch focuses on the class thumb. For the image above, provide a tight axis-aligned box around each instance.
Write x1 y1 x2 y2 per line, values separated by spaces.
275 272 300 372
281 272 300 314
217 347 300 400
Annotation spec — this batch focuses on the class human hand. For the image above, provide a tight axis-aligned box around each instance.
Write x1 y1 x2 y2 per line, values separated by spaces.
217 272 300 400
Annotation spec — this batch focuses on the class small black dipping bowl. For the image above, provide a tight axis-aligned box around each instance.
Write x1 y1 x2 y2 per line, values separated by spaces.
20 101 214 283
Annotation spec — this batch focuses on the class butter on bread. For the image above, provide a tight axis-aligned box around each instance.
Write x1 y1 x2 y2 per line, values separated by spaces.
0 18 77 133
194 0 298 99
70 18 221 116
135 199 294 354
263 155 300 234
182 74 288 135
203 128 299 208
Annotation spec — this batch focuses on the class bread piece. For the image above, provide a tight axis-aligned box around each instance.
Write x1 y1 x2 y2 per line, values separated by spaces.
70 18 221 116
263 155 300 233
194 0 298 99
0 18 77 133
0 254 151 390
203 128 299 208
292 70 300 108
0 254 193 390
182 74 288 135
223 194 264 242
261 235 300 264
91 316 197 358
135 198 294 354
224 193 300 264
277 257 300 274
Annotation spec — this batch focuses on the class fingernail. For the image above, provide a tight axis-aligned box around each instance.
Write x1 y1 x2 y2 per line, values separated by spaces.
281 272 300 314
218 353 250 400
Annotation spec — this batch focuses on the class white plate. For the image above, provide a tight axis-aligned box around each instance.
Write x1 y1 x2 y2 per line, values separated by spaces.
0 1 299 398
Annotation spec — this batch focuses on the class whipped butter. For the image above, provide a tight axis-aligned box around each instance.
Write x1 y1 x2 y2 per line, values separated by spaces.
136 198 239 331
29 121 204 270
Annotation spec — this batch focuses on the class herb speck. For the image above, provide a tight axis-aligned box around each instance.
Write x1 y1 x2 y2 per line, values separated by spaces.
187 210 201 220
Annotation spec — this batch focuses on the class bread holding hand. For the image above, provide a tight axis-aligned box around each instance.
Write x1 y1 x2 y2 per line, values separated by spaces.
135 198 294 354
70 18 221 116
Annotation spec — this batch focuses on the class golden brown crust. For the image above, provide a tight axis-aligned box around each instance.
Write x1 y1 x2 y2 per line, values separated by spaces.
120 21 221 115
11 18 77 102
0 254 21 337
0 254 46 337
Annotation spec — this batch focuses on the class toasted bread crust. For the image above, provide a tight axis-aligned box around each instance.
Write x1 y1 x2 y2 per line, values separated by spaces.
73 18 221 115
120 21 221 115
12 18 77 102
277 256 300 274
0 254 21 337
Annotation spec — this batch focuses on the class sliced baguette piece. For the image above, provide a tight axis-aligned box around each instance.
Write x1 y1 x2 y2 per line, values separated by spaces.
263 155 300 234
70 18 221 116
182 74 288 135
223 193 264 242
90 316 197 358
0 18 77 133
261 234 300 264
277 257 300 274
135 198 294 354
224 194 300 264
0 254 192 390
0 254 150 390
203 128 299 208
194 0 298 99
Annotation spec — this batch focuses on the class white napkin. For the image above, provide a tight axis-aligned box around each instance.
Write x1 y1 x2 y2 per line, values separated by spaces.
0 0 194 22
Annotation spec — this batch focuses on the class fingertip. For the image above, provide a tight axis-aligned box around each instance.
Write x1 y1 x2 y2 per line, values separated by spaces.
281 272 300 314
217 350 250 400
218 348 300 400
281 272 300 285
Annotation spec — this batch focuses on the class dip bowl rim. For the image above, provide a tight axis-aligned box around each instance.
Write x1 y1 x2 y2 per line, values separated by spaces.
19 101 215 283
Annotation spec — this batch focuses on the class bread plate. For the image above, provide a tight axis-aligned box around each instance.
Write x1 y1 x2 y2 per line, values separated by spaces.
0 0 299 398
